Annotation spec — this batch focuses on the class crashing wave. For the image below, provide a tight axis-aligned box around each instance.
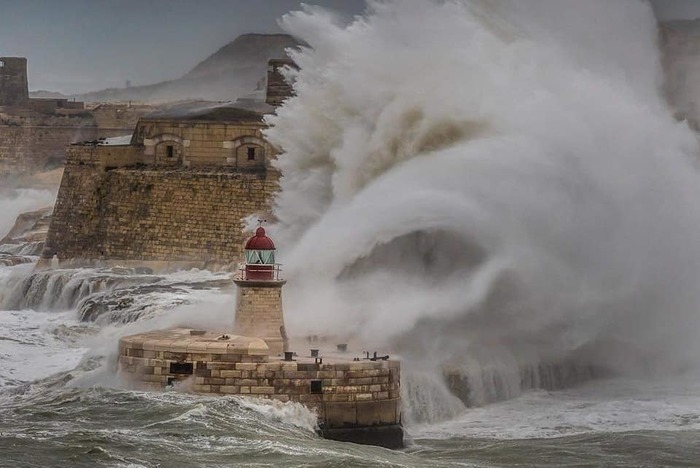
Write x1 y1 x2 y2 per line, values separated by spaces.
264 0 700 410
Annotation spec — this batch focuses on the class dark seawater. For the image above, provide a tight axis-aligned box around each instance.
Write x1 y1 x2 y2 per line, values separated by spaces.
2 266 700 467
2 390 700 468
2 369 700 467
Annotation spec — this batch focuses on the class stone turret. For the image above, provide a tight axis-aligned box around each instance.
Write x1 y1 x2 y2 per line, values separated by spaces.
233 226 287 355
0 57 29 107
265 58 296 107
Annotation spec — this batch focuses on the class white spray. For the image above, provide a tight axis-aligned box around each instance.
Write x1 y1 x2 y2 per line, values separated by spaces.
264 0 700 414
0 189 54 241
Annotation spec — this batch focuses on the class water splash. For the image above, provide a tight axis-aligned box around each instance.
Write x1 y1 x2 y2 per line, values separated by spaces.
0 189 54 241
266 0 700 407
0 266 232 324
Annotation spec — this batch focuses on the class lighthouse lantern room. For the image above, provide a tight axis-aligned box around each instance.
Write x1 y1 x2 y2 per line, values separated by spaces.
242 226 279 281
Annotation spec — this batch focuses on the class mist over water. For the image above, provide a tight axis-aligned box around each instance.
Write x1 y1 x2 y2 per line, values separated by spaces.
267 0 700 391
0 189 54 241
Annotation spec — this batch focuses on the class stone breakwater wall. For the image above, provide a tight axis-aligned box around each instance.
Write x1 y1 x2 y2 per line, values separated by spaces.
118 329 402 447
42 146 277 270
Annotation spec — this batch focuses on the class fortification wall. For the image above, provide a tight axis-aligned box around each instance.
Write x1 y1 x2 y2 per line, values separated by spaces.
0 104 148 178
43 150 277 269
0 113 97 176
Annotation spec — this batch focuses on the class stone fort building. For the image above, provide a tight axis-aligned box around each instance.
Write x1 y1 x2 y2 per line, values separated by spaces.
41 59 295 271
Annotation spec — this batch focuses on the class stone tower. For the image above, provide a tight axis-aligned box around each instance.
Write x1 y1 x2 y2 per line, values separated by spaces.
0 57 29 107
265 58 296 107
233 226 288 355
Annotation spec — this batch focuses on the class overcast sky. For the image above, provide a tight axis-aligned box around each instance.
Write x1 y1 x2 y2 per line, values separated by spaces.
0 0 365 94
0 0 697 94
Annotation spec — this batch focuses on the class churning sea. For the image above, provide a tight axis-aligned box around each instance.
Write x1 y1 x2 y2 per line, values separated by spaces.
4 0 700 463
1 262 700 468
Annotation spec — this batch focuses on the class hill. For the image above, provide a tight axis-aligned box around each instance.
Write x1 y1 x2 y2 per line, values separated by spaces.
73 33 299 104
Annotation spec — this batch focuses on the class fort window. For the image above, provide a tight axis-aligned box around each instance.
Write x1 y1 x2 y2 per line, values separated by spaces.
310 379 323 394
169 362 193 375
166 145 174 158
233 139 265 168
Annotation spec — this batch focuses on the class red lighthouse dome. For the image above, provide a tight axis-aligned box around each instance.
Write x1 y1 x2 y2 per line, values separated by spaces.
242 226 279 281
244 227 275 250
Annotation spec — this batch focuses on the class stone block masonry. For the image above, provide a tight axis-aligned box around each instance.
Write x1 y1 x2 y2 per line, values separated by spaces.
43 160 277 269
0 106 149 178
0 113 98 176
233 282 287 355
0 56 149 177
0 57 28 106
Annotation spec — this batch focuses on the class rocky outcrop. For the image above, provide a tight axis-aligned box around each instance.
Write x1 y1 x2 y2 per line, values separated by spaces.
1 206 52 245
0 206 52 259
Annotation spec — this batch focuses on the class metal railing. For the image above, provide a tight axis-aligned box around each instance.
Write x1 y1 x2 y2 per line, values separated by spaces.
235 262 283 281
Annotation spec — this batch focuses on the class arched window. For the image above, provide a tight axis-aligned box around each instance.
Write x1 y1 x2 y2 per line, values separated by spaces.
147 133 185 166
155 140 183 166
228 136 267 169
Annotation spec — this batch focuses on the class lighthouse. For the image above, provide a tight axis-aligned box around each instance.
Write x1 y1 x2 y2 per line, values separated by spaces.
232 225 288 355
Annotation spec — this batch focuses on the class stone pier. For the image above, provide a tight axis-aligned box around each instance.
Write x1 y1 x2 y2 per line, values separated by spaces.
118 328 403 449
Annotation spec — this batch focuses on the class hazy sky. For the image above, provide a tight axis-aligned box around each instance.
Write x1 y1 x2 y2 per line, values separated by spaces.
0 0 365 94
0 0 696 94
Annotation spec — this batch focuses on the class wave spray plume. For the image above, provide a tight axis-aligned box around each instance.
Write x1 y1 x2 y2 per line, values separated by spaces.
266 0 700 412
